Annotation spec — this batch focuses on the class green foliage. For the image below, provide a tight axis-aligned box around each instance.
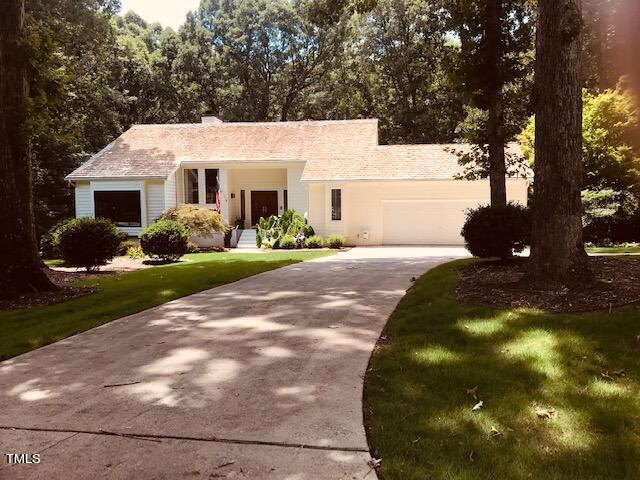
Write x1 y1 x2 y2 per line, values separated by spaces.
304 235 324 249
139 220 189 261
40 218 76 259
158 204 226 237
520 84 640 193
520 83 640 244
447 0 535 177
279 235 297 249
57 217 124 270
461 203 530 259
327 234 346 249
256 209 313 249
186 241 199 254
118 239 137 256
126 245 146 259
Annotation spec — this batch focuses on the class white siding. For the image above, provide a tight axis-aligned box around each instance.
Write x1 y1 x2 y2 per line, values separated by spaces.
164 172 177 209
146 181 165 223
286 166 309 216
74 181 92 218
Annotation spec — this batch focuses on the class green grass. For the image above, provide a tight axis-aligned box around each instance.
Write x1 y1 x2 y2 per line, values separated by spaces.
586 245 640 255
365 259 640 480
43 259 64 266
1 251 332 361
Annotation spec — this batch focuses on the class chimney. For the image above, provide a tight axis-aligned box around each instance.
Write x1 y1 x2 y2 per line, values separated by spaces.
201 115 223 124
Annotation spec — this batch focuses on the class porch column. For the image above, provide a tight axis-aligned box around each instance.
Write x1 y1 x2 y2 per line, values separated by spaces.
219 167 230 224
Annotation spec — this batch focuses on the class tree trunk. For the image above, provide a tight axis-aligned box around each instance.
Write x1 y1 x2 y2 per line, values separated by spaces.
0 0 57 298
525 0 592 287
486 0 507 207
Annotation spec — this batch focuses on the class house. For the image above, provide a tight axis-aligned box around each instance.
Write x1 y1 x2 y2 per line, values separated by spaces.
65 117 530 245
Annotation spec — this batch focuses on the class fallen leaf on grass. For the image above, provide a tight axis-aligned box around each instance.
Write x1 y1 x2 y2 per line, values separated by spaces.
466 386 479 401
600 371 615 381
469 450 475 463
535 407 557 419
488 426 503 438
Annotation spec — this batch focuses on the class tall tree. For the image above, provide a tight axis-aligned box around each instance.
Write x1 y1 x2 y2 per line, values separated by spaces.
525 0 592 285
0 0 57 297
448 0 534 205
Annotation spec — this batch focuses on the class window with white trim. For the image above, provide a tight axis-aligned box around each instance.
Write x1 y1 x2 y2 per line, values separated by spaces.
331 188 342 221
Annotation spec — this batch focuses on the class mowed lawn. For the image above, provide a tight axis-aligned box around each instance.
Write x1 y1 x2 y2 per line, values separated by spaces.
365 260 640 480
586 245 640 255
1 251 332 361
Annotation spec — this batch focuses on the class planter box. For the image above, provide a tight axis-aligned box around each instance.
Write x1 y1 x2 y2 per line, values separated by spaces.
191 233 225 249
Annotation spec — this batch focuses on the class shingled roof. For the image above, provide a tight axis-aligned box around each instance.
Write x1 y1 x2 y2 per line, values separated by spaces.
66 119 526 182
65 119 378 180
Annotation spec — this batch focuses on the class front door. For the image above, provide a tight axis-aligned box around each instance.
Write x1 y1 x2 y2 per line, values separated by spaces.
251 190 279 225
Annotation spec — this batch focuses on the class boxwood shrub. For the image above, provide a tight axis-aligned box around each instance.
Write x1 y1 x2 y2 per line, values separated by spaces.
304 235 324 249
461 203 531 259
279 235 297 249
139 220 189 261
327 234 346 249
57 217 124 271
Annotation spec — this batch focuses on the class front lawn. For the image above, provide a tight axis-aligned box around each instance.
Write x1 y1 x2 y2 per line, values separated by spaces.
0 251 332 361
365 259 640 480
586 244 640 255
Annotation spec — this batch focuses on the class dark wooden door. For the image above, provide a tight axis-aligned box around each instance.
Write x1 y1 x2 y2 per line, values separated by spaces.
251 190 279 225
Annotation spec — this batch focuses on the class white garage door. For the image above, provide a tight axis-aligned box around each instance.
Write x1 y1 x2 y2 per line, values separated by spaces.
382 199 483 245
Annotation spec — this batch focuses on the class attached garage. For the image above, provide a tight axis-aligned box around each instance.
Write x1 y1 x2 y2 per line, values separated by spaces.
382 199 483 245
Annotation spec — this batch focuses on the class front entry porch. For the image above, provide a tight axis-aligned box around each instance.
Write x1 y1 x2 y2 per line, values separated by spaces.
176 163 308 229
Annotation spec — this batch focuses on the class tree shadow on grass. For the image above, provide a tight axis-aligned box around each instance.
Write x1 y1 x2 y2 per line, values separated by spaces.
365 260 640 480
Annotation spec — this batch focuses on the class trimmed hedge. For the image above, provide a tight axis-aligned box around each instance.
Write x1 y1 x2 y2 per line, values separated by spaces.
305 235 324 249
139 220 189 261
279 235 297 249
57 217 124 271
327 234 346 249
461 203 530 259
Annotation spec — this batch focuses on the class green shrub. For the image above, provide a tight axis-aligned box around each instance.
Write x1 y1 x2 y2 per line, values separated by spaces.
57 217 124 271
40 218 76 259
126 245 145 259
118 239 137 256
186 241 199 253
139 220 189 261
40 232 60 259
158 204 226 237
461 203 531 259
256 209 314 248
305 235 324 249
279 235 297 249
327 234 346 249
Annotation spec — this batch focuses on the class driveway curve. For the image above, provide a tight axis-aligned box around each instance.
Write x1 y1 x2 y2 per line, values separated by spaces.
0 247 466 479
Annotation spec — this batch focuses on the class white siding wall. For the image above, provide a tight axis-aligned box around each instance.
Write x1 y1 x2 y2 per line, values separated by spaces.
146 181 165 223
164 171 177 209
286 166 309 216
74 181 92 218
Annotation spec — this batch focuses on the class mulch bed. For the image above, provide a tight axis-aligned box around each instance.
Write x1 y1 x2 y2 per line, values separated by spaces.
456 257 640 313
0 268 99 311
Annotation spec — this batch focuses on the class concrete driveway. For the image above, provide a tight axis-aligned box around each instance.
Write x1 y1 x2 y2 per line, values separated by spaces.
0 247 467 479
